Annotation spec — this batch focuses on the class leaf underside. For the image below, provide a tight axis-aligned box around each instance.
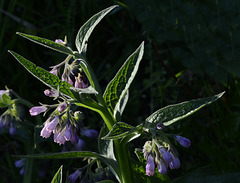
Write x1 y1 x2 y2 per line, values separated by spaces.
51 165 63 183
104 42 144 115
9 51 75 99
75 5 118 54
146 92 225 126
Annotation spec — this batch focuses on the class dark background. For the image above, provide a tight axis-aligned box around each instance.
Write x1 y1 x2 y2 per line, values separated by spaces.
1 0 240 182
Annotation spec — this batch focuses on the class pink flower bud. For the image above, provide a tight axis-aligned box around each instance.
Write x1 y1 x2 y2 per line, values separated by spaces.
29 106 47 116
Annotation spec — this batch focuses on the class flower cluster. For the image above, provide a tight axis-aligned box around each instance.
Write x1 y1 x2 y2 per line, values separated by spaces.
0 89 24 135
143 134 191 176
30 102 98 148
15 159 25 175
50 39 88 89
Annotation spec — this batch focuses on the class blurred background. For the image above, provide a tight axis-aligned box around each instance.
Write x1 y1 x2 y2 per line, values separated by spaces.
1 0 240 182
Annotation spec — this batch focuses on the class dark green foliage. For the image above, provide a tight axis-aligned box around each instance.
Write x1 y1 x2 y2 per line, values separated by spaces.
1 0 240 183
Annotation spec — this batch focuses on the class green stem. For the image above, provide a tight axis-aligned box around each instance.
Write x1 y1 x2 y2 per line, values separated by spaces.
99 109 134 183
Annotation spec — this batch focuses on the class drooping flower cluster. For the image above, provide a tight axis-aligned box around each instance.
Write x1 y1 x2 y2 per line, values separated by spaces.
0 89 25 135
50 39 89 89
143 134 191 176
30 101 98 148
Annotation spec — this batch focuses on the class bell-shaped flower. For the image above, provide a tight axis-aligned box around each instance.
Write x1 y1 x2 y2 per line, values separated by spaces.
175 135 191 148
158 159 167 174
68 170 81 183
75 138 86 151
55 39 66 44
9 124 16 135
64 124 73 141
159 147 172 164
29 106 47 116
45 116 59 132
169 155 181 169
44 89 58 97
145 154 155 176
57 102 67 112
40 126 52 138
81 129 98 138
54 129 66 145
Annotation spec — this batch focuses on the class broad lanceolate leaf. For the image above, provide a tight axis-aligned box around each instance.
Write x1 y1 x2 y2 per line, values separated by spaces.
114 90 129 121
104 42 144 116
98 125 116 160
102 122 142 144
51 165 63 183
8 51 76 99
146 92 225 126
75 5 118 54
17 32 74 55
17 151 120 180
102 122 134 140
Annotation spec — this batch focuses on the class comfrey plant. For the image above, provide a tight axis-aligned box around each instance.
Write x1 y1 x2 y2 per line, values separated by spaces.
8 5 224 183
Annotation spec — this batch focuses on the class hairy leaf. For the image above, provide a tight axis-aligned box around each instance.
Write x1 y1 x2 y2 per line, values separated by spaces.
8 51 76 99
17 32 74 55
104 42 144 115
75 5 118 54
102 122 134 140
98 125 116 160
51 165 63 183
146 92 225 126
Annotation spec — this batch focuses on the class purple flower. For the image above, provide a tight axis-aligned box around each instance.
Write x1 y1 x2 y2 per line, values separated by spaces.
159 147 172 163
75 138 86 151
20 167 24 176
146 154 155 176
169 156 181 169
158 159 167 174
75 77 88 89
57 102 67 112
15 159 24 168
44 89 58 97
68 170 81 183
50 68 58 75
55 39 66 44
54 130 66 145
81 129 98 138
9 124 16 135
29 106 47 116
45 116 59 132
156 123 165 130
70 133 79 145
175 135 191 148
0 90 7 97
64 124 73 141
40 126 52 138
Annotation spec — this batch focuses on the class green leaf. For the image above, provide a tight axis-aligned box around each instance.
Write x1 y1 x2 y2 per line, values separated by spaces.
114 90 129 121
8 51 76 99
75 5 118 54
17 32 74 55
98 125 116 160
104 42 144 116
1 94 12 105
51 165 63 183
102 122 134 140
16 151 120 181
146 92 225 126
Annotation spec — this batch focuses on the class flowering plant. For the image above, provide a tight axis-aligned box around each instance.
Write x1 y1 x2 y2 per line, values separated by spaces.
6 5 224 183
